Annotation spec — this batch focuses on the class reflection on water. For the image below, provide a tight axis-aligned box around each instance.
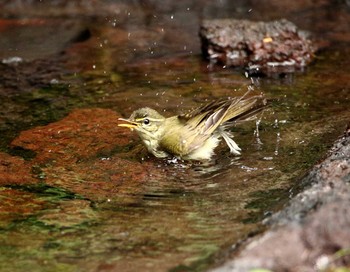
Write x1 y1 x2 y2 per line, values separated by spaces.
0 1 350 272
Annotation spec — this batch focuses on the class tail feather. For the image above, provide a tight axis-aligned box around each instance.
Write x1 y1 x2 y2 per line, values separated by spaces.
220 129 241 155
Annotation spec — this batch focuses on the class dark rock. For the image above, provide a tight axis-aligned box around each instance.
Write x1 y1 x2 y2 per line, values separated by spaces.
0 1 127 18
0 18 89 61
211 132 350 272
199 19 318 75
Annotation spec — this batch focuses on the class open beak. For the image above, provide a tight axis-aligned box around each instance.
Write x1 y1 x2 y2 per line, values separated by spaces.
118 118 138 129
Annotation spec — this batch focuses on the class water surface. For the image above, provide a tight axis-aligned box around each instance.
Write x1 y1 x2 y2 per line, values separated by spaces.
0 1 349 271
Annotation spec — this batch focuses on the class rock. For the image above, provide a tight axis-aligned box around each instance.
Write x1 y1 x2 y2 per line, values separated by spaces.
0 1 127 18
11 108 159 203
38 199 97 227
199 19 318 75
0 152 37 185
0 188 46 228
211 132 350 272
11 108 133 165
0 18 89 61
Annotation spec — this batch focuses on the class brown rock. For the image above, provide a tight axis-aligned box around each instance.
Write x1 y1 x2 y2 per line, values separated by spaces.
10 108 157 202
0 188 46 227
11 108 133 165
0 152 36 185
43 156 150 202
200 19 318 74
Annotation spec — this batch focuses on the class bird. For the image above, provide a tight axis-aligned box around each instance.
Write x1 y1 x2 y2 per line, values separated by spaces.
118 92 266 160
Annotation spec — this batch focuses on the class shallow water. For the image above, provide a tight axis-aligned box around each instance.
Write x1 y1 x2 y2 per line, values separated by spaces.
0 1 350 272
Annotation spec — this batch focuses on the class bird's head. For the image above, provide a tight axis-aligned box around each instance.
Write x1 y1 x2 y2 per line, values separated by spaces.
118 107 165 142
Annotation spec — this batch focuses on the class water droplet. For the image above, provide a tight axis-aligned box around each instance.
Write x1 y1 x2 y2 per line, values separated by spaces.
2 56 23 64
263 157 274 161
50 79 59 84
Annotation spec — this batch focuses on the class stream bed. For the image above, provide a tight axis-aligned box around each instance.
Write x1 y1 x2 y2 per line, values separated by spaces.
0 1 349 271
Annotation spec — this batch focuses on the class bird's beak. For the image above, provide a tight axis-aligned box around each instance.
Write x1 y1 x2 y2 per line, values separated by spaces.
118 118 138 129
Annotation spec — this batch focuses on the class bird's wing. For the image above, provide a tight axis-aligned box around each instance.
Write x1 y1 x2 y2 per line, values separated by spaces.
221 95 267 125
178 94 266 154
174 101 231 154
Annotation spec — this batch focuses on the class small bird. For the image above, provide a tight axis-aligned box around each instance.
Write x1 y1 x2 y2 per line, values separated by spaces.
118 92 266 160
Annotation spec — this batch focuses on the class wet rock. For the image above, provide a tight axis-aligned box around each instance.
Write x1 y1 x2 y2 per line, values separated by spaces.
11 108 133 165
0 18 89 61
0 188 46 228
199 19 318 75
11 108 157 202
0 152 36 185
211 132 350 272
38 199 97 227
0 58 66 93
0 1 127 19
43 155 150 203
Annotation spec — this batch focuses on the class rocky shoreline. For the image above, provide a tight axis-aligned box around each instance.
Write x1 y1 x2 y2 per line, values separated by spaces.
211 126 350 271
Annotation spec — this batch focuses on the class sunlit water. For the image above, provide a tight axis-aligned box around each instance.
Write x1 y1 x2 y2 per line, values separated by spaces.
0 1 349 272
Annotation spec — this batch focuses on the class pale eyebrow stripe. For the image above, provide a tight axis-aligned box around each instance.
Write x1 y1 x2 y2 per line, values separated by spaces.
135 117 163 122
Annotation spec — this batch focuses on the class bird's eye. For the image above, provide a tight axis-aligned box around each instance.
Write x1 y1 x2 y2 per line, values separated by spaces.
143 118 150 125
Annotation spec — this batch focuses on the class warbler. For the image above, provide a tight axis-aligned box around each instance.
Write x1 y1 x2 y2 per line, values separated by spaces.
118 93 266 160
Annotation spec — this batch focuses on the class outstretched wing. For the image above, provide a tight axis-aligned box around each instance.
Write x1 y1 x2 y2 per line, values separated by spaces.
177 93 266 154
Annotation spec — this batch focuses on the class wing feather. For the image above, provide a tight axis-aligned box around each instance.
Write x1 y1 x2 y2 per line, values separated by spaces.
175 92 266 155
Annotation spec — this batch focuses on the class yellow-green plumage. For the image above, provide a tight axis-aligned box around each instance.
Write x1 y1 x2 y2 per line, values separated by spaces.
118 93 266 160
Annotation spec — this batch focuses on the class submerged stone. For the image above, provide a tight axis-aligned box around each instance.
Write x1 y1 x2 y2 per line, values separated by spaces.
199 19 318 75
0 18 89 61
11 108 133 165
10 108 159 202
0 152 36 185
0 188 46 228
